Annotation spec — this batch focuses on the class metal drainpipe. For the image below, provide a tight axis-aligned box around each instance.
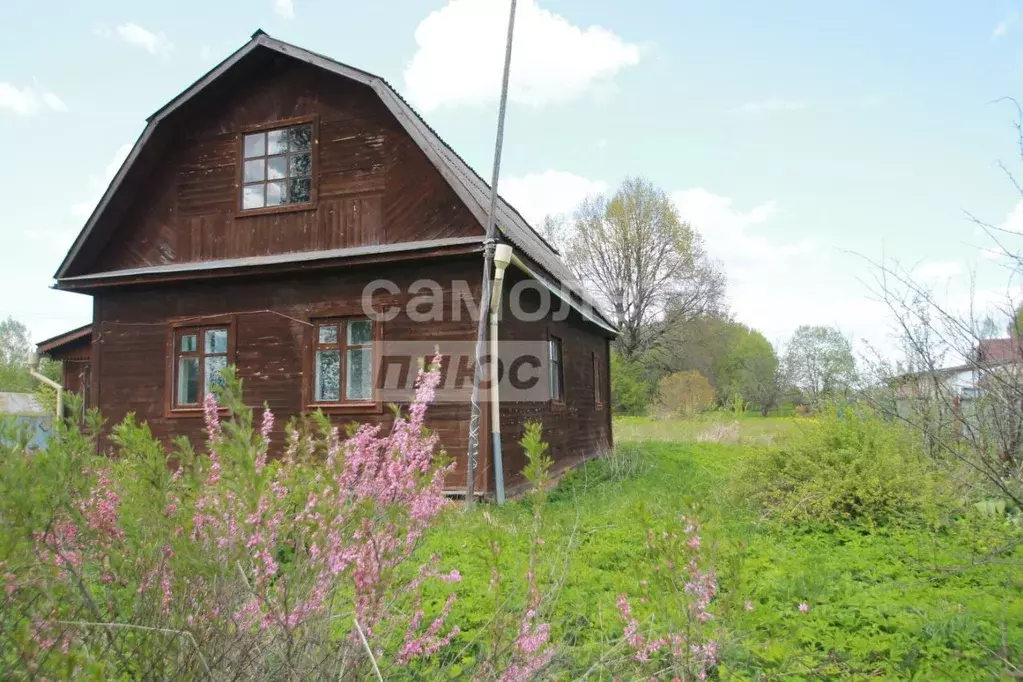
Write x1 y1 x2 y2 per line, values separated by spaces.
28 351 63 418
490 244 514 504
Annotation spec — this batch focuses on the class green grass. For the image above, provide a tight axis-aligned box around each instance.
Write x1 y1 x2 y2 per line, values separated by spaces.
614 413 802 445
415 417 1023 679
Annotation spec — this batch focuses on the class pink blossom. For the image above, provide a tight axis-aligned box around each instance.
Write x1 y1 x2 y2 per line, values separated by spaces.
798 602 810 613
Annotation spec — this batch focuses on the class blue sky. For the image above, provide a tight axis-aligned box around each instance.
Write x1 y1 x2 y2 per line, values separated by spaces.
3 0 1023 355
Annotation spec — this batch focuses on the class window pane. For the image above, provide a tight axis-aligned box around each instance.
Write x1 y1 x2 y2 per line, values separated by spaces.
318 324 338 344
290 153 311 177
315 350 340 402
267 129 288 155
177 357 200 406
267 156 287 180
289 178 311 204
205 328 228 354
244 133 265 159
289 125 311 151
180 333 197 353
243 159 265 183
346 347 373 401
266 181 286 206
348 319 373 346
243 185 265 209
205 355 228 394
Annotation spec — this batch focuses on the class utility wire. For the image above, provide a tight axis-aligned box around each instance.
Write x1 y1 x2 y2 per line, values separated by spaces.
466 0 518 505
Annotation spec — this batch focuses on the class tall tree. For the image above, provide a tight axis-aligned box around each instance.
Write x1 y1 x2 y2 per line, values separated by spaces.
717 325 780 413
0 317 35 393
566 177 726 358
782 325 857 404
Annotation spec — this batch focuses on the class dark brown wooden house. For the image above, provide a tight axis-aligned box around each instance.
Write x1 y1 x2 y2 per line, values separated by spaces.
38 31 616 497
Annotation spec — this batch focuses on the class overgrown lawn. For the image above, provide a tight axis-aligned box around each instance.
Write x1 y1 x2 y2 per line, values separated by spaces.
418 417 1023 679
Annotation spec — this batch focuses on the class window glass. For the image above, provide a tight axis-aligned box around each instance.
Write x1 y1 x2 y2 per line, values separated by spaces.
266 181 286 206
175 327 230 408
205 329 228 354
290 153 311 177
549 338 564 401
205 355 228 393
312 319 373 403
242 185 264 209
267 156 287 180
267 129 288 155
243 159 264 183
289 178 311 204
318 324 338 344
244 133 265 158
180 334 197 353
348 320 373 345
241 123 313 210
288 126 311 151
315 350 341 401
346 347 372 401
177 357 200 406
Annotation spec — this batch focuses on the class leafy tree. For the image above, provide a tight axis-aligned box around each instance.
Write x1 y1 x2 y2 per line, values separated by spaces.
654 370 715 418
566 177 726 359
647 315 736 389
648 316 780 413
0 317 61 404
717 326 781 415
610 351 654 415
0 317 35 393
782 325 856 404
1008 303 1023 338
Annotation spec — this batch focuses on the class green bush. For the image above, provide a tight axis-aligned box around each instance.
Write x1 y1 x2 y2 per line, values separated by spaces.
610 352 653 415
738 405 950 526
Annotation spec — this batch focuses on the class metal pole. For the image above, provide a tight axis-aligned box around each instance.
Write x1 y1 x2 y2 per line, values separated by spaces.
466 0 518 505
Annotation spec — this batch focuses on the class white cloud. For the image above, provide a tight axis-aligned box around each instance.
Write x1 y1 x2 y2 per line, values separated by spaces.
998 200 1023 233
0 83 66 116
912 261 963 282
403 0 641 111
992 13 1016 39
730 98 808 115
97 23 173 57
668 188 892 346
71 143 134 219
501 170 607 225
274 0 295 19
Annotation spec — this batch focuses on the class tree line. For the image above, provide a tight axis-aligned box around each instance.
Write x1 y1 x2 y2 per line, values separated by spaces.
548 176 857 416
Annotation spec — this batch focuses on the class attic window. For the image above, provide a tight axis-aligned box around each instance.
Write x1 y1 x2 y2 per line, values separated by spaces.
241 123 313 210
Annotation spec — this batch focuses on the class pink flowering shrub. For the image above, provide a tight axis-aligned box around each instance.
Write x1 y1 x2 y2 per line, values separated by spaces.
472 422 556 681
0 360 462 679
616 513 720 680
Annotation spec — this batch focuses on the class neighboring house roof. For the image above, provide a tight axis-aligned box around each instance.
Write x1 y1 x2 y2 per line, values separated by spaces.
54 29 616 332
0 393 47 417
36 324 93 355
976 337 1023 363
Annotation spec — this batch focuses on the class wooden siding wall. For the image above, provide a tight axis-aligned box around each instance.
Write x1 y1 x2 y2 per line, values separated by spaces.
91 258 483 490
495 267 613 489
88 58 480 274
